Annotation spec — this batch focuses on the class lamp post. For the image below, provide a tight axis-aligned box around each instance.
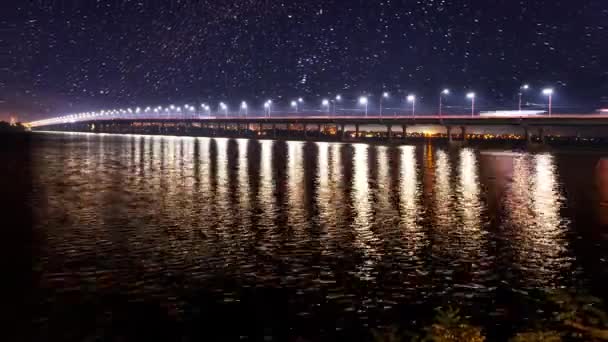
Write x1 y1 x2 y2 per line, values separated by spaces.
439 89 449 117
518 84 529 112
264 100 272 118
466 92 476 117
219 102 228 117
334 94 341 115
291 100 298 113
241 101 248 117
359 96 368 117
322 99 330 115
380 92 389 117
407 94 416 117
542 88 553 116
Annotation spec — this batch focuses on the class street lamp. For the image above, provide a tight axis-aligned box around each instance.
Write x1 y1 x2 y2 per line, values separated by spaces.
322 99 330 115
380 92 389 117
407 94 416 116
542 88 553 116
291 100 298 113
359 96 368 117
519 84 530 112
334 94 342 115
264 100 272 117
466 92 476 117
241 101 248 117
219 102 228 117
439 89 449 117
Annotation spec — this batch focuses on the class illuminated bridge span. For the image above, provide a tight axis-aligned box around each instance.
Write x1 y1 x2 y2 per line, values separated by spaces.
29 114 608 143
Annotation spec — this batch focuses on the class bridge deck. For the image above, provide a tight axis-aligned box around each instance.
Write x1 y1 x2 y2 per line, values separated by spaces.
31 114 608 129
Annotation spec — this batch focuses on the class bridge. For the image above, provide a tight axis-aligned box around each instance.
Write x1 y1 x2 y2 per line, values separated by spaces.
29 113 608 143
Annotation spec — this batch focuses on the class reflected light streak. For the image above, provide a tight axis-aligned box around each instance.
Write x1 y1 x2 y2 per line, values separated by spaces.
399 146 424 257
237 139 251 228
258 140 277 252
434 149 453 231
506 154 569 286
287 141 306 236
458 149 482 231
351 144 379 280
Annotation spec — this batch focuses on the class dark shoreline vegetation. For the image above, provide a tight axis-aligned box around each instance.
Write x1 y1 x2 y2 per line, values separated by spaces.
0 121 26 133
371 290 608 341
34 286 608 341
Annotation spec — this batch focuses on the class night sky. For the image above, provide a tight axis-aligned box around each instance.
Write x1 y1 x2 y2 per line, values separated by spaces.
3 0 607 121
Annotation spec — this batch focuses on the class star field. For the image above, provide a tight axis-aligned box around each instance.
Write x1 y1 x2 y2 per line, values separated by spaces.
3 0 607 121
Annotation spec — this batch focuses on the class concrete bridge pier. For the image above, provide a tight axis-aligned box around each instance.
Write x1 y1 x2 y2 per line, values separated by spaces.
523 126 531 143
387 124 392 141
446 126 453 143
402 125 407 141
340 124 346 140
318 124 322 137
303 124 308 139
538 127 546 144
272 124 277 138
461 126 468 143
355 124 360 138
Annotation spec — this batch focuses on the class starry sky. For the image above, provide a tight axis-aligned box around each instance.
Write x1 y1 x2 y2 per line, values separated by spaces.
3 0 607 121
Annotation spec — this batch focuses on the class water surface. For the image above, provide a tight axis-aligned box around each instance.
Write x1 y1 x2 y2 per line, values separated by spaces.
22 132 608 340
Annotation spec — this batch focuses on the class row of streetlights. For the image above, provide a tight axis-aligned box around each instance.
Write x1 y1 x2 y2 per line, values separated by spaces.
29 86 556 127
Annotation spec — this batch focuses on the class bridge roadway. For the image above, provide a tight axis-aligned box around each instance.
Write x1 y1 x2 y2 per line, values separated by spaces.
32 114 608 142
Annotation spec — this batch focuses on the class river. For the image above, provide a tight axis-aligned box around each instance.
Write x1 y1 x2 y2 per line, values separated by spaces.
10 132 608 340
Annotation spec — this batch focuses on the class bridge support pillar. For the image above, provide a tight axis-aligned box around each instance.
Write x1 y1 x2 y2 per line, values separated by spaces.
318 124 322 136
446 126 453 143
340 124 346 140
538 127 545 144
355 124 360 138
402 125 407 140
387 124 392 141
461 126 468 142
272 124 277 138
303 124 308 139
523 126 531 143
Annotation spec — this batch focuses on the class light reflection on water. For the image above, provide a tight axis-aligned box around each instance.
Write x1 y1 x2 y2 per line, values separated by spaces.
28 132 608 339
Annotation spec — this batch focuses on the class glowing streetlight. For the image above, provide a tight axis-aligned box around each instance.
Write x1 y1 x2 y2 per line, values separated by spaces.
439 89 449 117
291 100 298 113
334 94 342 115
359 96 369 117
264 100 272 117
466 92 476 117
219 102 228 117
407 94 416 116
241 101 248 117
542 88 553 116
380 92 389 117
519 84 530 112
322 99 330 114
